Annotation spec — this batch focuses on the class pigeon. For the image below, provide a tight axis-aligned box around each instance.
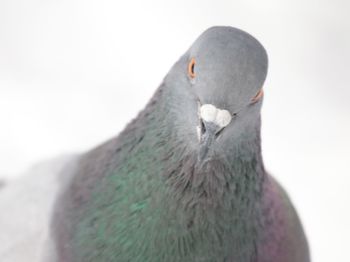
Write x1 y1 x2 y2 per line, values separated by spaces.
51 26 310 262
0 155 78 262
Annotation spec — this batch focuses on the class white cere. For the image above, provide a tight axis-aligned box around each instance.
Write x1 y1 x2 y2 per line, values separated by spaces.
215 109 232 127
200 104 217 122
199 104 232 128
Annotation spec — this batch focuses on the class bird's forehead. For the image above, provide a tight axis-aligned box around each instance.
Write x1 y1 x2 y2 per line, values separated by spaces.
189 27 268 81
190 27 265 59
185 27 268 110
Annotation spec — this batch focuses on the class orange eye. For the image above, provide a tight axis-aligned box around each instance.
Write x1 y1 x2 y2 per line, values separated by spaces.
188 58 196 78
251 89 264 103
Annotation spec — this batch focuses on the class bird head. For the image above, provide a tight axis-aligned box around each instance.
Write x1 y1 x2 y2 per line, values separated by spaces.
164 26 268 162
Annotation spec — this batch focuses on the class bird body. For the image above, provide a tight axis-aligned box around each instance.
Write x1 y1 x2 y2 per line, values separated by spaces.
52 27 310 262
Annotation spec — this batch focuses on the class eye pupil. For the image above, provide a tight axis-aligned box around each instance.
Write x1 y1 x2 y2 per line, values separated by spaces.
188 58 196 78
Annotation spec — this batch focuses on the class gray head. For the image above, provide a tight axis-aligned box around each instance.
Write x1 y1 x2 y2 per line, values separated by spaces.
164 26 268 161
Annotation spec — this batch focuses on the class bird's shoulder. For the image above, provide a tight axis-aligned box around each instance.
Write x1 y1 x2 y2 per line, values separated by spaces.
258 174 310 262
0 155 79 262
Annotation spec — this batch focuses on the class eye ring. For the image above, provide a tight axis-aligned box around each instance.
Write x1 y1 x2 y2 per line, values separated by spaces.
188 58 196 78
251 89 264 103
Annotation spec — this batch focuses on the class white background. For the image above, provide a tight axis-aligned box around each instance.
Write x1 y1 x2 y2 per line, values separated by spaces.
0 0 349 261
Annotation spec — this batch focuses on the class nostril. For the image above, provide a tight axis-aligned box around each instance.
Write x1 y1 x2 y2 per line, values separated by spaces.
201 119 206 134
215 127 225 139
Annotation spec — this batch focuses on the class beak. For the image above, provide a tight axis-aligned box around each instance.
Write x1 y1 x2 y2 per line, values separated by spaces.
197 104 232 161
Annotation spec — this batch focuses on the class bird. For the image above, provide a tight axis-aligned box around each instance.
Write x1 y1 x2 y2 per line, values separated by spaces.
0 155 78 262
51 26 310 262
